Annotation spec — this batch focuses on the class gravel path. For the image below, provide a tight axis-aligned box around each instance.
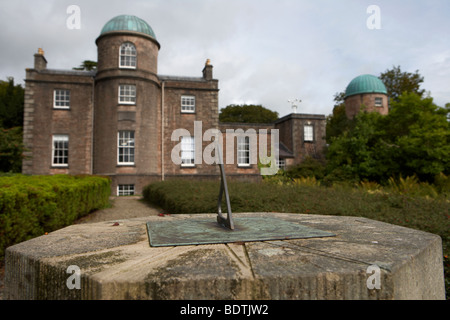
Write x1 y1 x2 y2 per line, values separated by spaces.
74 196 163 224
0 196 162 300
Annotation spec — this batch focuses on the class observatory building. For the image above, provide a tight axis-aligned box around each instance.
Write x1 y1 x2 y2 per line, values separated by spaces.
25 15 382 195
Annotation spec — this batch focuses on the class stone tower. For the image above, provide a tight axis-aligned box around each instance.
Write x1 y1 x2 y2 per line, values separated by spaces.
94 15 162 182
344 74 389 119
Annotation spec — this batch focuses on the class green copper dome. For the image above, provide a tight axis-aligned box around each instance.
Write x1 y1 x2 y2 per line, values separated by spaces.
345 74 387 98
100 15 156 39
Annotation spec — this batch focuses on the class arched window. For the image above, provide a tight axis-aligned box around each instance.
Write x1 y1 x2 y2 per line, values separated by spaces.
119 43 136 68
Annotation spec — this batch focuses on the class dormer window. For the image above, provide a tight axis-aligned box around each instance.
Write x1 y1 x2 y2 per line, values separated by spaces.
119 42 136 68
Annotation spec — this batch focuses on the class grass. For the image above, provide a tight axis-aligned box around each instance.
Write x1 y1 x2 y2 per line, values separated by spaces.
143 179 450 299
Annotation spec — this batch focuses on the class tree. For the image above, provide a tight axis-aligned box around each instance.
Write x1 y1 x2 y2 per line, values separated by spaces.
326 92 353 141
73 60 97 71
0 77 24 128
380 93 449 181
0 127 25 173
445 103 450 122
379 65 425 102
326 111 384 182
327 66 426 141
0 77 25 172
219 104 279 123
326 92 449 183
332 91 345 106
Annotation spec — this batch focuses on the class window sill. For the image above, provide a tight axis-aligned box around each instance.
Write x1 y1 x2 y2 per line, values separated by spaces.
237 164 252 168
181 164 196 168
53 107 70 110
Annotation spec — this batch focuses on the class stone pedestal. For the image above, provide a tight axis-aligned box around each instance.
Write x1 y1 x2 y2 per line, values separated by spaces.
4 213 446 300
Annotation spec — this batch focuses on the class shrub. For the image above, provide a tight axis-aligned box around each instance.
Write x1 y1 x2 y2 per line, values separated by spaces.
292 176 321 187
357 180 382 191
286 157 326 180
386 175 440 198
0 174 111 258
143 179 449 224
434 173 450 197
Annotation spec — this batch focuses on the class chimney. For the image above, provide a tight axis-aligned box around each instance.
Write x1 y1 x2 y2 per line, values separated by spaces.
202 59 213 80
34 48 47 71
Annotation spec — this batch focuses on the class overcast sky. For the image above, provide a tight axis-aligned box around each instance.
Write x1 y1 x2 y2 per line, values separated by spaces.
1 0 449 117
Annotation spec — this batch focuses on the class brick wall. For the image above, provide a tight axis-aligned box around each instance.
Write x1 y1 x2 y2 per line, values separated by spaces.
275 114 327 165
161 75 220 178
345 93 389 118
22 67 94 175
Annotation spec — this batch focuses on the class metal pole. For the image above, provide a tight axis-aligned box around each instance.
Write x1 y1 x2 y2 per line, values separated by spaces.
216 142 234 230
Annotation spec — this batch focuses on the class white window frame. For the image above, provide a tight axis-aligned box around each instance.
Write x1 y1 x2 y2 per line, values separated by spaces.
52 135 69 167
304 125 314 142
375 97 383 107
181 136 195 167
181 95 196 113
118 85 136 105
53 89 70 109
237 136 250 167
118 184 135 196
118 131 135 165
119 42 137 69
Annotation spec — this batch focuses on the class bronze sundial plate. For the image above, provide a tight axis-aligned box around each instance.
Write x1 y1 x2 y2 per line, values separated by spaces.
146 216 335 247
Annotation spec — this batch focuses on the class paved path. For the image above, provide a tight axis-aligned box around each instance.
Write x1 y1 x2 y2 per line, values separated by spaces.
75 196 162 224
0 196 162 300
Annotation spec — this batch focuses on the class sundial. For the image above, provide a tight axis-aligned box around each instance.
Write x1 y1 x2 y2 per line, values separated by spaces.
146 145 335 247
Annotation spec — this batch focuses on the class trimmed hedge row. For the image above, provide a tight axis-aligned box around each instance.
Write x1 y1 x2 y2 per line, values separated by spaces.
0 174 111 257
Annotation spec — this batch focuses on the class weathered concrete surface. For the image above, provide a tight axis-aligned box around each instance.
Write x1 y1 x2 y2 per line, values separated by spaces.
4 213 446 300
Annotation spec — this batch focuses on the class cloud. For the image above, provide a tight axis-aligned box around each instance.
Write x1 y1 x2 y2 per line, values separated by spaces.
0 0 449 115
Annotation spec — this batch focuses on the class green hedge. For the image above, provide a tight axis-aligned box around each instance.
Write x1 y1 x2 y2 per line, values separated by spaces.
0 174 111 257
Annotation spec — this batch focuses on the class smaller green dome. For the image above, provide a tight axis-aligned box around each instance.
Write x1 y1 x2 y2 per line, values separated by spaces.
100 15 156 39
345 74 387 98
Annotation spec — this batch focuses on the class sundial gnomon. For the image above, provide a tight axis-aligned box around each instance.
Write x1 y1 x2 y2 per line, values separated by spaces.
146 144 335 247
